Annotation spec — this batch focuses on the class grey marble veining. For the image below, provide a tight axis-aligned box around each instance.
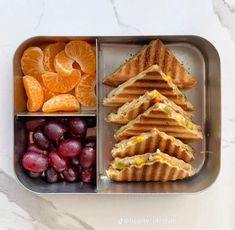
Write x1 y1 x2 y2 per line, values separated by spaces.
213 0 235 40
109 0 142 33
0 171 94 230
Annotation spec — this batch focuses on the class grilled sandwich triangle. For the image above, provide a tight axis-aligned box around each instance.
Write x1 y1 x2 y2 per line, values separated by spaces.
106 151 195 182
103 39 196 88
103 65 193 111
106 89 192 124
114 102 202 141
112 128 194 162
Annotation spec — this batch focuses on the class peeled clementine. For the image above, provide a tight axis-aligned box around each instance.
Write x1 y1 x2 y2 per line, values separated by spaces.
65 41 96 74
23 75 44 112
75 74 96 107
43 42 65 72
42 94 80 113
54 50 75 76
21 47 45 82
41 70 81 93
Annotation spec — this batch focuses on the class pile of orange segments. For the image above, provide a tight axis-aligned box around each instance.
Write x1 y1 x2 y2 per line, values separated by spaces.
21 40 96 113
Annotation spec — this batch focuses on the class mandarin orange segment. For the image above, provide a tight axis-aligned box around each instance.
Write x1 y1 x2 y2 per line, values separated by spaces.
21 47 45 82
54 50 75 76
41 70 81 93
75 74 96 107
42 86 58 101
42 94 80 113
23 75 44 112
43 42 65 72
65 41 96 74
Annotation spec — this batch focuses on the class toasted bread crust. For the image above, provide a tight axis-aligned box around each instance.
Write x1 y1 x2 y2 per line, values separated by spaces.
106 153 195 182
114 102 202 141
103 65 193 111
112 128 194 162
103 39 196 88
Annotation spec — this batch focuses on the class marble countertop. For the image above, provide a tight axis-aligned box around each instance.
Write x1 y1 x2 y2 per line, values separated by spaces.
0 0 234 229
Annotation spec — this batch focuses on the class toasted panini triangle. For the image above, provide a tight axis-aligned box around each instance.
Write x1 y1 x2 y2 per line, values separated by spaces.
114 102 202 141
106 151 195 182
106 90 192 124
103 39 196 88
103 65 193 111
112 128 194 162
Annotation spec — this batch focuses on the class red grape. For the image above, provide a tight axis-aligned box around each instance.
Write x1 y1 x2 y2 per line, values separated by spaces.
46 167 59 183
25 118 46 131
58 139 82 157
86 117 96 128
84 138 96 148
70 156 80 166
69 118 87 137
44 121 67 142
27 143 47 155
28 171 42 178
63 167 79 182
49 151 68 172
22 152 49 172
81 168 95 183
33 130 50 150
79 146 96 168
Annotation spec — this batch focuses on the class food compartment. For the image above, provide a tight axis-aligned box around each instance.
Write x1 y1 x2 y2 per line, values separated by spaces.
97 36 220 193
14 115 97 193
14 36 97 115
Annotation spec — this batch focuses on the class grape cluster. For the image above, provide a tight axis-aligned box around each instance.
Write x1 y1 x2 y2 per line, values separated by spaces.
22 117 96 184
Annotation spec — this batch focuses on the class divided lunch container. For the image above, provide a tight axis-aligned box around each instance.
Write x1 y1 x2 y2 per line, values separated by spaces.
13 36 221 193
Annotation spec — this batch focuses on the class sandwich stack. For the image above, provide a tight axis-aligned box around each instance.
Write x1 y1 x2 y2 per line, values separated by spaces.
102 39 202 182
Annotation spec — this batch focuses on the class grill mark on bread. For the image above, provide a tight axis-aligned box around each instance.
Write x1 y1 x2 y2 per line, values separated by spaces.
103 39 196 88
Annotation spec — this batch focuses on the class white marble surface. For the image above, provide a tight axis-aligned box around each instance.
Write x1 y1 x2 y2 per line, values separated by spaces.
0 0 234 229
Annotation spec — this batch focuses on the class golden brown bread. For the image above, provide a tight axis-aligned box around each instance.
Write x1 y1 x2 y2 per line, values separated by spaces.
103 39 196 88
103 65 193 111
112 128 194 162
106 90 192 124
114 102 202 141
106 152 195 182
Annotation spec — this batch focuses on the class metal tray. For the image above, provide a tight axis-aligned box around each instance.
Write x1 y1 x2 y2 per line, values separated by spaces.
13 36 221 194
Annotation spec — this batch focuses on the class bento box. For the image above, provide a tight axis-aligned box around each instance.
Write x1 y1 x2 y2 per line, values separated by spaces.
13 35 221 193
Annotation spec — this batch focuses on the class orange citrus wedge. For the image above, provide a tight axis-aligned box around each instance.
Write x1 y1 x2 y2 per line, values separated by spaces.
23 75 44 112
41 70 81 93
42 94 80 113
42 86 58 101
65 41 96 74
43 42 65 72
54 50 75 76
75 74 96 107
21 47 45 82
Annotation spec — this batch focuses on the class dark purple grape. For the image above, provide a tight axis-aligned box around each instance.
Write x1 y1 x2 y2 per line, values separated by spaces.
28 171 42 178
59 172 65 180
54 117 69 125
84 138 96 148
44 121 67 142
63 167 79 182
70 156 80 166
86 117 96 128
46 167 59 183
33 130 50 150
27 143 47 155
58 139 82 157
49 151 68 172
22 152 49 172
25 118 46 131
81 168 95 183
69 118 87 137
79 146 96 168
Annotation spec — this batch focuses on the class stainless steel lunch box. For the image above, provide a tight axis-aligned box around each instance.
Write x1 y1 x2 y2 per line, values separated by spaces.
14 36 221 193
